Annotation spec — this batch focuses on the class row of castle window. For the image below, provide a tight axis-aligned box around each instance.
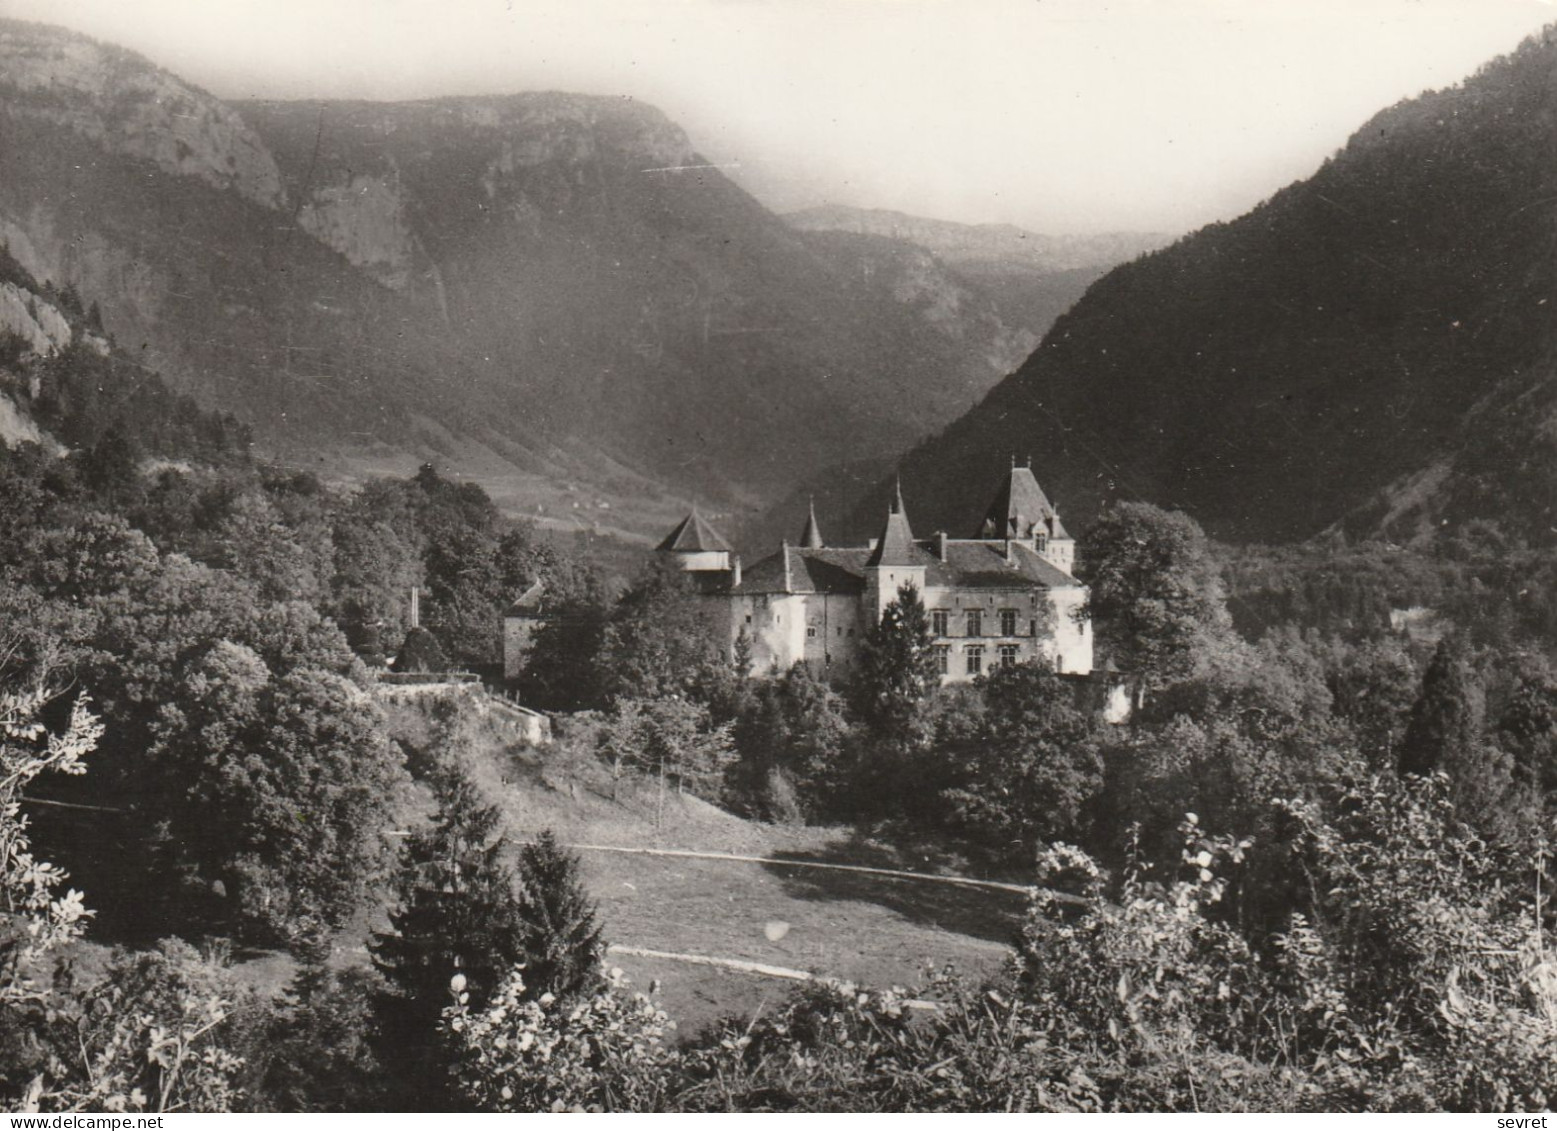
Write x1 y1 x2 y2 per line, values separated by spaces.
806 625 855 639
931 609 1028 638
934 644 1022 675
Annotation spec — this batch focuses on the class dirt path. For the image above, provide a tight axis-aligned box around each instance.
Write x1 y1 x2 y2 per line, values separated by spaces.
567 842 1079 902
605 944 943 1009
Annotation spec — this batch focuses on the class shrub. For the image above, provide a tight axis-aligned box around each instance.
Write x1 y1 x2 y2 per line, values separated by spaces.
443 966 675 1112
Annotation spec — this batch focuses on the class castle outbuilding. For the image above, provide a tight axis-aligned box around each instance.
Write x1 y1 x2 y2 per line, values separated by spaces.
659 463 1093 683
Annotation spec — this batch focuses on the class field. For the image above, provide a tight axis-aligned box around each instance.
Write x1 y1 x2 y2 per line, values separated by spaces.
204 699 1029 1040
431 701 1029 1035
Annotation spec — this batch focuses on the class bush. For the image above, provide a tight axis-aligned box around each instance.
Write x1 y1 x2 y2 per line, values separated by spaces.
443 967 675 1112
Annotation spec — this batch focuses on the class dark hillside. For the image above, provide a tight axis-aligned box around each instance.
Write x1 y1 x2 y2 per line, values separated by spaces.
857 25 1557 547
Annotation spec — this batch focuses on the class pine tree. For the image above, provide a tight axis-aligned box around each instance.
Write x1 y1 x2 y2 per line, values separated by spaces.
369 771 524 1107
1399 636 1483 778
848 581 939 745
1398 636 1517 833
511 831 604 1001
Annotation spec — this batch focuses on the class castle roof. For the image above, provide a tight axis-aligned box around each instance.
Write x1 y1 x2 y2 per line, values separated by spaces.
733 538 1079 597
865 481 917 567
503 579 546 618
656 508 732 553
980 464 1070 541
800 499 824 549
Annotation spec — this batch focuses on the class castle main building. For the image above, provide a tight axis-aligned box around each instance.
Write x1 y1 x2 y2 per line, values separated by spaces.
657 463 1093 682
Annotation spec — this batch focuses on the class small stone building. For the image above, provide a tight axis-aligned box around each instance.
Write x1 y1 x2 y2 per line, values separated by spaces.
502 580 546 680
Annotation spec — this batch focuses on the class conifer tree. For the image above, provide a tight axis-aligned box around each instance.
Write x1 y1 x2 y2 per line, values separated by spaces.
1399 636 1483 779
1398 636 1517 833
370 771 524 1107
848 581 939 745
510 831 604 1001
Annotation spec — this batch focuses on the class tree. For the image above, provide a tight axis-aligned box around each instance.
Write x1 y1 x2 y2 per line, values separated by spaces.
520 590 612 712
730 663 852 821
78 427 141 503
370 771 527 1108
0 687 100 1010
1325 637 1418 771
848 582 939 745
326 511 422 656
936 662 1103 856
256 965 387 1113
510 832 604 1002
1398 635 1517 835
391 626 450 674
599 697 736 821
145 657 407 946
1081 502 1233 691
598 560 730 705
1493 655 1557 793
0 690 252 1115
25 941 253 1114
1399 636 1485 780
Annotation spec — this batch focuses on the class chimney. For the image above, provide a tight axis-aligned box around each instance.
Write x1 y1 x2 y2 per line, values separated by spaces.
1005 539 1016 567
781 539 792 593
410 586 420 629
936 531 948 561
732 554 742 588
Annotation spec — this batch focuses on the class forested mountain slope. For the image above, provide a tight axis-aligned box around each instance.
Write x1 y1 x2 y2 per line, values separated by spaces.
855 26 1557 548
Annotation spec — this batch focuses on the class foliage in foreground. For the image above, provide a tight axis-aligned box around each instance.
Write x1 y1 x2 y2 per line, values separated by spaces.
0 688 252 1114
435 775 1557 1113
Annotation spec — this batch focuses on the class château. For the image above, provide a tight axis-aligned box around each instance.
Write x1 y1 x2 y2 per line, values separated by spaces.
657 463 1093 682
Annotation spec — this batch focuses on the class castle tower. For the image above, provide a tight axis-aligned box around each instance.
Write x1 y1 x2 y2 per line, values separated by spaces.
864 480 926 620
657 507 732 570
978 459 1075 573
800 498 824 549
656 507 742 592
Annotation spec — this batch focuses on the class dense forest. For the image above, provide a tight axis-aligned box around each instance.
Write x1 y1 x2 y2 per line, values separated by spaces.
2 251 1557 1111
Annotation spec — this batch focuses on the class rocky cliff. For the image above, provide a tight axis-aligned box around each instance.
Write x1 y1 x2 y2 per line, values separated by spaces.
0 20 1052 539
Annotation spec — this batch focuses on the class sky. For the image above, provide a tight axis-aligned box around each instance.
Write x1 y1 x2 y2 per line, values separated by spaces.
1 0 1553 235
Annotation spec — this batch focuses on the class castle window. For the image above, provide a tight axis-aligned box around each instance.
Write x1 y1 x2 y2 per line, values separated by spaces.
999 609 1018 636
806 626 817 639
934 645 950 675
999 644 1020 667
932 609 949 636
965 646 984 675
966 610 983 638
1036 534 1048 553
745 614 753 625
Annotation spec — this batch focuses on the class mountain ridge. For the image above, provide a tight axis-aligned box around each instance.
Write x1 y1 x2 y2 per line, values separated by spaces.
838 24 1557 549
0 19 1060 542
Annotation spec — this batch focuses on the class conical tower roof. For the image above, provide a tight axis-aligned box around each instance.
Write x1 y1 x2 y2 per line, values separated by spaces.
656 507 732 553
866 480 918 567
800 498 824 549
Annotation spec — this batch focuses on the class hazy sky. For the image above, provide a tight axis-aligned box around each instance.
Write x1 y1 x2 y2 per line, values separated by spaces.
2 0 1553 234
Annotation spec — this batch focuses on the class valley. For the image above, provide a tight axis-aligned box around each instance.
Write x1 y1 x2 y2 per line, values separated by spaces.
5 4 1557 1116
